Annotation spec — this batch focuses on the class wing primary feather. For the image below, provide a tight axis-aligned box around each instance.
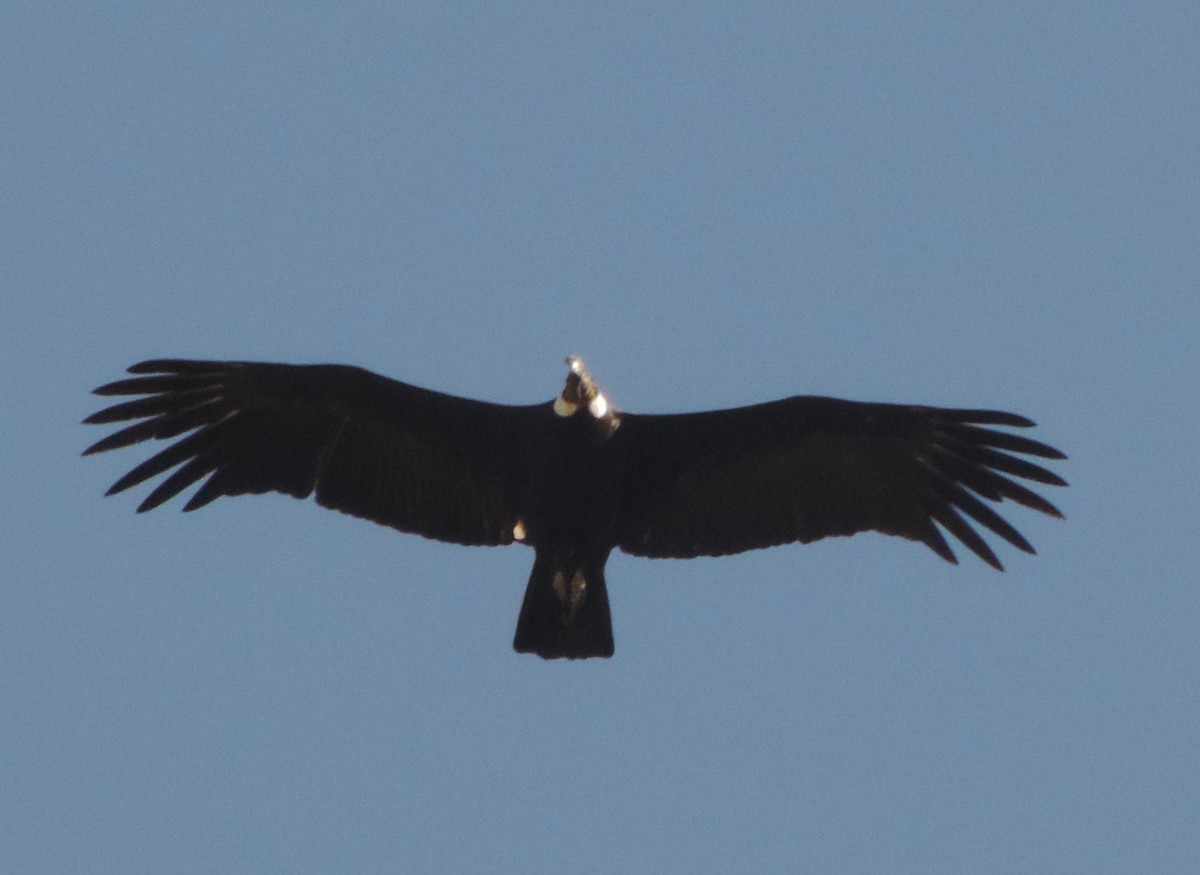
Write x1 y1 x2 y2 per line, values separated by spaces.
937 408 1037 428
126 359 239 375
929 502 1004 570
946 423 1066 460
83 390 222 425
915 519 958 564
931 431 1067 486
92 375 224 397
183 468 245 511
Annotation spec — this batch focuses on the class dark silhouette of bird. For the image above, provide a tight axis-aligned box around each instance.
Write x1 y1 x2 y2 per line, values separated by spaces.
84 356 1066 659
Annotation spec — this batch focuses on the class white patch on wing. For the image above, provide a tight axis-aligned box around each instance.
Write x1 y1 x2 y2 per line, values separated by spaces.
587 392 609 419
554 395 578 417
512 519 526 541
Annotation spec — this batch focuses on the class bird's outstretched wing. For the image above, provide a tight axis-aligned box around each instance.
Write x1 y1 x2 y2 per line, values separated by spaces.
84 359 537 546
614 396 1066 568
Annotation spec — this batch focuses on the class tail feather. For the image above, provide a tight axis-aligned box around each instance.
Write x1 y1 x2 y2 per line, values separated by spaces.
513 552 614 659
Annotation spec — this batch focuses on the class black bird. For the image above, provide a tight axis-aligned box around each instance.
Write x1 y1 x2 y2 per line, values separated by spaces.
84 356 1066 659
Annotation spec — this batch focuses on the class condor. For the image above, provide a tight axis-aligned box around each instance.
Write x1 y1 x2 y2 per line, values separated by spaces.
85 356 1066 659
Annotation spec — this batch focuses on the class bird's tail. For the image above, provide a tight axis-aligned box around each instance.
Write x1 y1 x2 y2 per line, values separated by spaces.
513 552 614 659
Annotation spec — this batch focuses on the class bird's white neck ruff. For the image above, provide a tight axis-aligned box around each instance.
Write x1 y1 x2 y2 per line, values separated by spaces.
553 390 610 419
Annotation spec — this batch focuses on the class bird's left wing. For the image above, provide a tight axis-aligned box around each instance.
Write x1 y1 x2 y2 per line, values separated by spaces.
84 359 538 546
613 396 1066 568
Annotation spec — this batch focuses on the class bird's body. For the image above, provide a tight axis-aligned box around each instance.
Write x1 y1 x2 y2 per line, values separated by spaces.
512 373 624 657
85 356 1066 659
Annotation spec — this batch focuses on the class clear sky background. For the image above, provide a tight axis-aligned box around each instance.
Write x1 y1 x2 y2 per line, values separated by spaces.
4 4 1198 873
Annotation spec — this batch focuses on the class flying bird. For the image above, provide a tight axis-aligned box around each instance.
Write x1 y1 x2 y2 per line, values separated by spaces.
84 356 1066 659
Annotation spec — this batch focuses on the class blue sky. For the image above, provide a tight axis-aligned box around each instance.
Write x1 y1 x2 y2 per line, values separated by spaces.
4 4 1198 873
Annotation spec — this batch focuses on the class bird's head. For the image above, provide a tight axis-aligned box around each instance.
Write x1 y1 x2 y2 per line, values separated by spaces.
555 356 619 432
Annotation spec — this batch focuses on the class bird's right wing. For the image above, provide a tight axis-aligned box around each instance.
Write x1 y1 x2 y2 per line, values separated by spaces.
84 359 540 546
613 396 1066 568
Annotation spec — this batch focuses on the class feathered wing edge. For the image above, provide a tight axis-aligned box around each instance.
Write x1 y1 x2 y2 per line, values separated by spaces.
893 407 1065 569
